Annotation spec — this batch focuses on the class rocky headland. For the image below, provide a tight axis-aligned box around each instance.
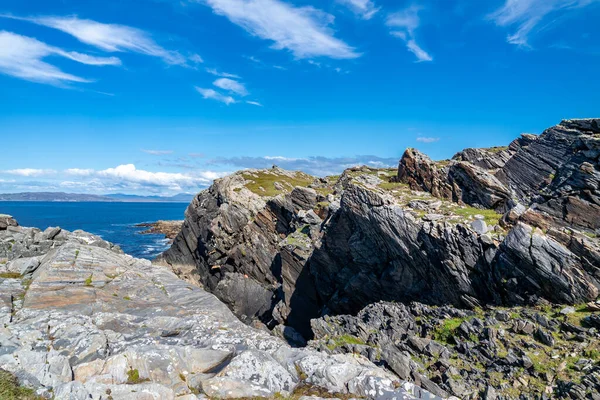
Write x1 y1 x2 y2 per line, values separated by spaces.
137 220 185 241
157 118 600 399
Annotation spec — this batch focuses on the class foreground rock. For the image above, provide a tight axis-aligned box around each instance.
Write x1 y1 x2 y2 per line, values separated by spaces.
0 222 437 399
310 301 600 399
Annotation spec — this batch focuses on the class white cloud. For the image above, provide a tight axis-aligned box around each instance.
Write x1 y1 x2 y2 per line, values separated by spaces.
2 168 57 177
142 149 174 155
195 86 236 105
0 31 120 85
213 78 248 96
3 14 188 65
386 6 433 62
199 0 360 59
189 53 204 63
416 136 440 143
65 168 95 176
246 100 263 106
96 164 216 190
337 0 380 20
205 68 241 78
488 0 599 47
406 40 433 62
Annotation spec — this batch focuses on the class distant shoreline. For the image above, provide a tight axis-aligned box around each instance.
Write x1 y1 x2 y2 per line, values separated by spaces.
0 200 190 203
0 192 194 203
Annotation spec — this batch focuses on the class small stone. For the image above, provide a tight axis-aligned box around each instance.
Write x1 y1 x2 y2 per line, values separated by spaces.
471 219 488 235
423 213 444 221
560 306 576 315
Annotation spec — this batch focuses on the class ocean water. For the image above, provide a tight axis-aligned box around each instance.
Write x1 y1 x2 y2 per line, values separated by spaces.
0 202 188 259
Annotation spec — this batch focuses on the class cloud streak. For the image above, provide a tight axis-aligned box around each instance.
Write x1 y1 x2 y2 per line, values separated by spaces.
199 0 359 59
195 86 236 104
2 168 57 177
386 6 433 62
213 78 248 96
416 136 440 143
0 31 120 85
337 0 380 20
142 149 174 155
488 0 599 47
2 14 190 65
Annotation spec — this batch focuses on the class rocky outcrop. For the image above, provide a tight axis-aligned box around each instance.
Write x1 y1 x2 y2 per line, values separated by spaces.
309 300 600 399
161 130 600 337
136 220 184 240
0 214 18 230
0 221 437 399
396 149 454 200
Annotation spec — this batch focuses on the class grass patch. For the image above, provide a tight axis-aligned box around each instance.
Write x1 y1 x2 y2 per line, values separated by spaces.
326 334 365 350
123 296 131 301
84 274 93 287
243 171 314 197
0 272 21 279
432 317 467 344
0 369 42 399
453 206 501 226
126 369 149 384
486 146 509 154
378 181 409 191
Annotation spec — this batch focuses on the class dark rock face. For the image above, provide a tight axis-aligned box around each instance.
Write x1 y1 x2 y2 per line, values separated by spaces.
160 119 600 342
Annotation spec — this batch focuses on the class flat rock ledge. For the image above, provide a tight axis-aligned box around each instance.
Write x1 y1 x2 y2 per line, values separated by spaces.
0 222 441 400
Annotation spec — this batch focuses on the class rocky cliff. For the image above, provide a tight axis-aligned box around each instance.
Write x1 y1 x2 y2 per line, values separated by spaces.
160 119 599 333
0 219 438 399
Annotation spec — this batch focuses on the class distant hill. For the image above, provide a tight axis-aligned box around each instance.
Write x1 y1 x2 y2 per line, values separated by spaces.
0 192 194 203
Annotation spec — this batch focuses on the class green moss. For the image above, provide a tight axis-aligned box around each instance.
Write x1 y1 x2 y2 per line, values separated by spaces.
378 182 408 191
326 334 366 350
0 272 21 279
453 206 501 226
84 274 93 287
486 146 509 154
0 369 42 399
243 171 314 197
123 296 131 301
432 317 467 344
126 369 147 384
583 232 597 239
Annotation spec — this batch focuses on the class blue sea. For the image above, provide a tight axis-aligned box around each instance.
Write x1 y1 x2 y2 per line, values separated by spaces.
0 202 188 259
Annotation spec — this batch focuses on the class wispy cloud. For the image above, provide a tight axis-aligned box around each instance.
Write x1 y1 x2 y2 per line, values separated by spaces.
208 155 398 176
195 86 236 105
198 0 360 59
0 31 119 85
416 136 440 143
246 100 263 107
213 78 248 96
488 0 599 47
337 0 380 20
2 14 190 65
205 68 240 78
386 6 433 62
142 149 174 155
2 168 57 177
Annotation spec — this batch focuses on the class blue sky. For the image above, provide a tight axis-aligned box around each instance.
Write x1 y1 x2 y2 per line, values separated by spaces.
1 0 599 195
